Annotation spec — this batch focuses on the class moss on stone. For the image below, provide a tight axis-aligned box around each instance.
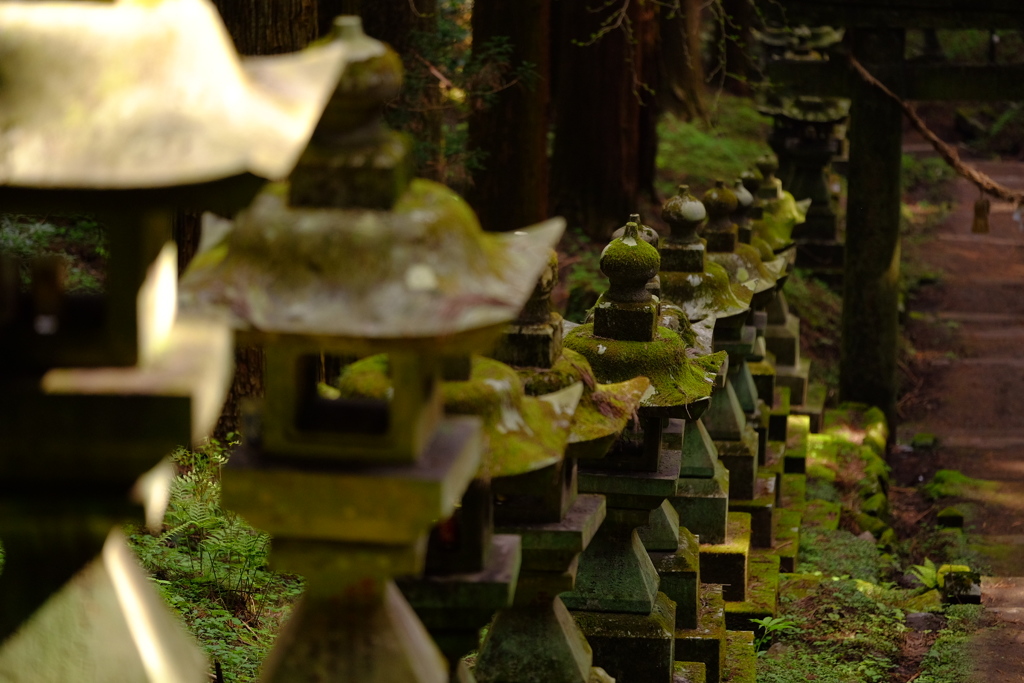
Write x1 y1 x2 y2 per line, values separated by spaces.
337 354 574 478
600 229 661 280
660 260 752 321
564 324 724 410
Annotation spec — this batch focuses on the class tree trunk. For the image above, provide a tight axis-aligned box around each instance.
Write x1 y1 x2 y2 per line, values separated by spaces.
466 0 551 232
214 0 318 55
658 0 708 122
710 0 755 95
550 0 660 239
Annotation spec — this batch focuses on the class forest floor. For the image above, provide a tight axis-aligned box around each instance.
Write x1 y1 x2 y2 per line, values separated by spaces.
895 153 1024 680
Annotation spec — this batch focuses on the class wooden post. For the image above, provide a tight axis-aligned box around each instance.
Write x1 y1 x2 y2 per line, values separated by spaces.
840 28 905 430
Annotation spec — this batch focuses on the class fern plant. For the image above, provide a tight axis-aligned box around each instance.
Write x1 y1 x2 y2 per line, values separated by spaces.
127 438 304 682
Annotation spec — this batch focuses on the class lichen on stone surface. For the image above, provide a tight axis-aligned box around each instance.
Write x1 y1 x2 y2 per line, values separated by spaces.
564 324 723 409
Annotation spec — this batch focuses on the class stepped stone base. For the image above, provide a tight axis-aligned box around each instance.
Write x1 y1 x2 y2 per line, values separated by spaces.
700 513 751 602
779 474 807 511
573 592 676 683
728 474 776 549
784 415 811 474
772 508 802 573
724 553 779 632
723 630 757 683
775 358 810 407
674 459 730 545
716 426 759 501
675 585 726 683
791 383 827 433
768 387 791 442
650 528 701 630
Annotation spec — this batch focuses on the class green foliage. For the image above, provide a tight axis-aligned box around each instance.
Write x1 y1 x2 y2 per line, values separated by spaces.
656 94 772 196
901 154 956 204
751 615 800 653
923 469 993 501
912 605 985 683
127 439 303 682
798 527 886 582
0 213 107 293
385 0 536 190
758 579 909 683
911 558 940 590
557 226 604 323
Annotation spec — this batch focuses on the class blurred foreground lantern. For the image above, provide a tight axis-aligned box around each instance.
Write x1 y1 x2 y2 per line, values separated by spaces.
0 0 352 678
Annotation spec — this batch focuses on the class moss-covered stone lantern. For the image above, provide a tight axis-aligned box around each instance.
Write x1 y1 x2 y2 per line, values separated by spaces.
559 223 726 682
179 17 565 682
0 0 351 676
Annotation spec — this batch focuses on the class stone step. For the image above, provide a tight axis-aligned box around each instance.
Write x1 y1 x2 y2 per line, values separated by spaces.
725 552 780 632
803 499 841 531
723 630 758 683
784 415 810 474
791 382 827 433
673 660 707 683
728 474 777 549
700 513 751 602
772 508 802 573
778 473 807 511
675 584 727 683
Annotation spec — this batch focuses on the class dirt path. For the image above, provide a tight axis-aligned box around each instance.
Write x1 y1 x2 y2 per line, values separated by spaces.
895 159 1024 681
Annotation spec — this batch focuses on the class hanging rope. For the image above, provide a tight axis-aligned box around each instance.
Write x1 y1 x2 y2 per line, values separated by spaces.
848 55 1024 207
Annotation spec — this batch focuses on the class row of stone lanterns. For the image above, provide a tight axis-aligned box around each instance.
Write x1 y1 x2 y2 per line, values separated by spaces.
0 2 833 681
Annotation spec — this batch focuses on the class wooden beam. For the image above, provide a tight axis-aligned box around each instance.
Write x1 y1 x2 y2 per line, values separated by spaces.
761 0 1024 29
767 60 1024 101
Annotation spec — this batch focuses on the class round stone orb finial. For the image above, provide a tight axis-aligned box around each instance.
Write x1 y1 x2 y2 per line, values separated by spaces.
733 178 753 209
702 180 738 219
600 220 660 302
740 170 761 196
661 185 706 244
612 212 659 249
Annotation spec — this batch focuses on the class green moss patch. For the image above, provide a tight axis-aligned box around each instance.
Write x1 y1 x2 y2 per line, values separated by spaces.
564 324 725 410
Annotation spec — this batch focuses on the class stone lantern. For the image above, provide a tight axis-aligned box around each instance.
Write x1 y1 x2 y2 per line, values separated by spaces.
760 97 849 248
559 222 725 682
179 17 564 681
0 0 351 677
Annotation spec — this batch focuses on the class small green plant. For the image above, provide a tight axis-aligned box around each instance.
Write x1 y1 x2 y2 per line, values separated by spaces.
751 615 799 653
911 558 940 590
